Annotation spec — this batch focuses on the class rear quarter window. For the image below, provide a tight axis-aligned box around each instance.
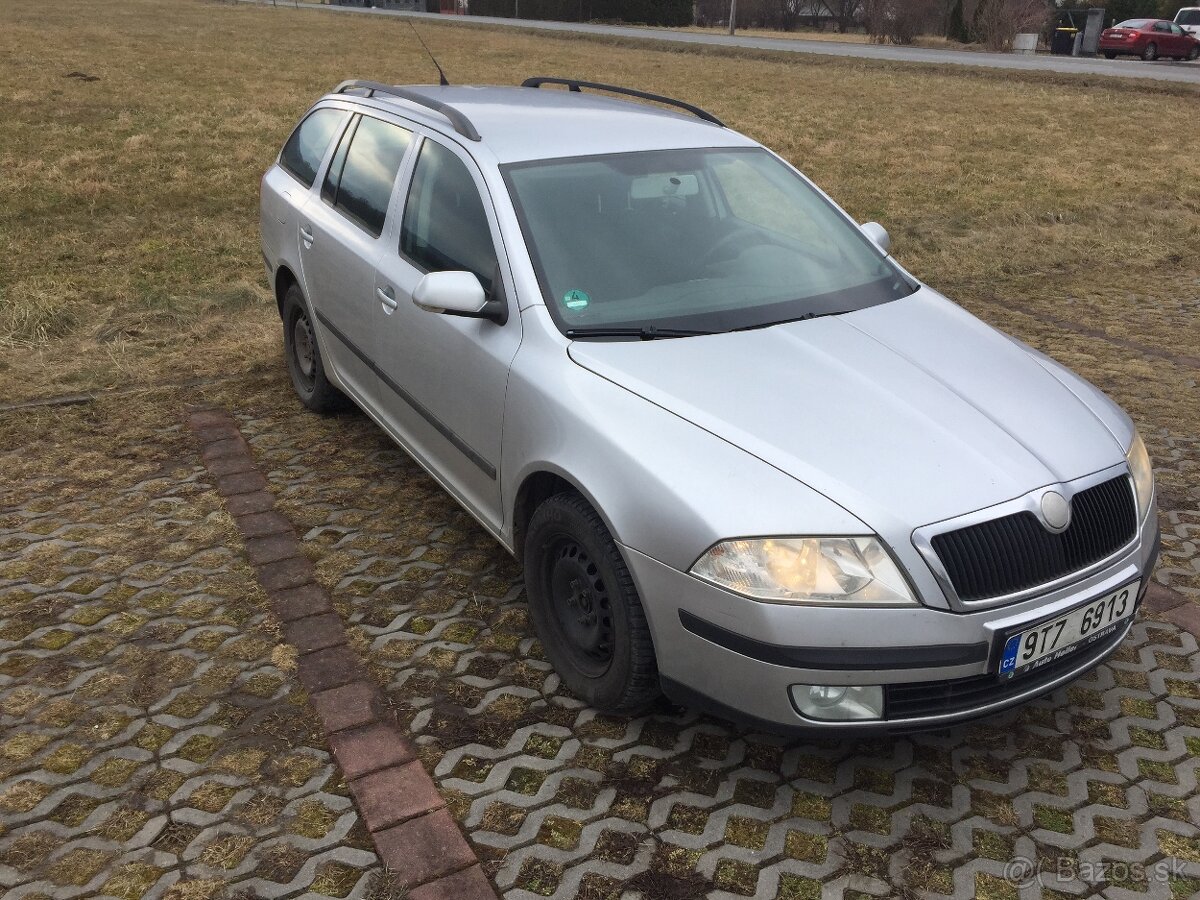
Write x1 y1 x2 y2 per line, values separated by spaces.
279 108 348 189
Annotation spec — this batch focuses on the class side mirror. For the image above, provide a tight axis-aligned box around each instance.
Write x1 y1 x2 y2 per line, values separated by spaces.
412 271 504 323
861 221 891 253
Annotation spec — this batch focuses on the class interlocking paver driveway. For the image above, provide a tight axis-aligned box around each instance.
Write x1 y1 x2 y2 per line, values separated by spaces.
237 379 1200 900
1 367 1198 900
0 399 396 900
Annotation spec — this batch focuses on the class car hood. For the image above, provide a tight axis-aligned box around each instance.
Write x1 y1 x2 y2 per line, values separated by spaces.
567 289 1128 537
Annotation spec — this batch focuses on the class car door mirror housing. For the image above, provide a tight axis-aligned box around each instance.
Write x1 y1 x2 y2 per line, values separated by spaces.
412 271 504 323
861 221 891 253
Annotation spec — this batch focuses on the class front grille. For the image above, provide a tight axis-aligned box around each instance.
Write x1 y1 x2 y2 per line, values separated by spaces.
930 475 1136 603
884 623 1127 721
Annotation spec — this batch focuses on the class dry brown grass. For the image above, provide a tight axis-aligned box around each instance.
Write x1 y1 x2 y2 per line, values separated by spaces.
0 0 1197 418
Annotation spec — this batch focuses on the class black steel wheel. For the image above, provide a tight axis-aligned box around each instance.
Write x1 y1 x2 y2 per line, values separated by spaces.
524 491 660 713
282 284 346 413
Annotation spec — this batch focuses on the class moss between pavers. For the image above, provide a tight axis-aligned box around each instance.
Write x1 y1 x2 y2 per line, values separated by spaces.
665 803 708 835
724 815 769 850
1033 805 1075 834
1158 830 1200 863
778 874 822 900
515 857 562 896
1136 758 1179 784
47 847 113 886
310 861 365 897
713 857 759 896
784 830 827 863
100 862 164 900
848 804 891 835
593 829 640 865
536 815 583 850
973 829 1015 861
90 757 140 787
189 782 238 814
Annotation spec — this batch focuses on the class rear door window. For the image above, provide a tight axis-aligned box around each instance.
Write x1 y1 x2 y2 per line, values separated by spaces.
279 108 348 189
400 139 497 294
323 116 413 238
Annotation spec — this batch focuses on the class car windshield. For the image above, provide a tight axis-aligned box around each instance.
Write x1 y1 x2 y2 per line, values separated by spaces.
503 147 915 336
1178 10 1200 24
1116 19 1151 28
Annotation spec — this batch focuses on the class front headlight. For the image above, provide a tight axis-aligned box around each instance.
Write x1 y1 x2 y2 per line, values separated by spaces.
1127 431 1155 522
690 537 917 606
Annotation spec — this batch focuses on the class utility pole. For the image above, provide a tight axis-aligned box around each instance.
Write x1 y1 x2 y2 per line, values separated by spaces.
728 0 737 35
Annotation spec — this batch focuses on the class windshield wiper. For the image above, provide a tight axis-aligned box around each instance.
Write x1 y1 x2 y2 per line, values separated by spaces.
564 326 717 340
731 309 851 333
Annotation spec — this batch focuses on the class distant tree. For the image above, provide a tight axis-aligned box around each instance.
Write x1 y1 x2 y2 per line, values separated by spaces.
970 0 1049 48
824 0 863 31
863 0 937 42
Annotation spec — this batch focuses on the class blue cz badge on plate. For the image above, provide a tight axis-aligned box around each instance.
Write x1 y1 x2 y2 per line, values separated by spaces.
999 634 1021 676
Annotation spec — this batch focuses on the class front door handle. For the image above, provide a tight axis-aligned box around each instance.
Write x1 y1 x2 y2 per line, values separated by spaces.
299 225 314 247
377 285 398 313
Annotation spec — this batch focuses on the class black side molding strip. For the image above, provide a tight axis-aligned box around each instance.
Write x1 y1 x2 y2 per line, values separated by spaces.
313 309 497 481
678 609 988 671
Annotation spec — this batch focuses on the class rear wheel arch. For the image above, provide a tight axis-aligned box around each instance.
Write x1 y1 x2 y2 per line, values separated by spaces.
274 265 299 319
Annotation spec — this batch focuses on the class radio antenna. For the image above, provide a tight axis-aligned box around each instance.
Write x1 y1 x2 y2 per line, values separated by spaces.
408 22 450 86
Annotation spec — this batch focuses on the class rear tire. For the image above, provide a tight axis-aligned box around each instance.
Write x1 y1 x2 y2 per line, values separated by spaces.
1143 42 1158 60
523 491 660 714
282 285 346 414
1104 51 1117 59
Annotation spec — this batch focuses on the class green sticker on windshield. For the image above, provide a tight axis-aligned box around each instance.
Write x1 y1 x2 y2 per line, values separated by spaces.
563 289 590 310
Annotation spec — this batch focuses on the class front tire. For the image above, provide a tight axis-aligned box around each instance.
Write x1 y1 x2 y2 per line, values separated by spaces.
523 492 660 714
1143 42 1158 60
1104 51 1117 59
1189 45 1200 60
282 285 346 413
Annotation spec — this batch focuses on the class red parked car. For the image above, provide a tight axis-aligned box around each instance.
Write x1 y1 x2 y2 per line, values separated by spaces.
1099 18 1200 60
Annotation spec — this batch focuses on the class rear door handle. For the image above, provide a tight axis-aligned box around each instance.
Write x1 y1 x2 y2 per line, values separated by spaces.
299 225 314 247
377 285 398 313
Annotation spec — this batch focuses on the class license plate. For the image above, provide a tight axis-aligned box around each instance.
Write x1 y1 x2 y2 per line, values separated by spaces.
998 581 1137 678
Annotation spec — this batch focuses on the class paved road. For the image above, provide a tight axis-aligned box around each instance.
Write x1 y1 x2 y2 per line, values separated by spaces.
292 2 1200 85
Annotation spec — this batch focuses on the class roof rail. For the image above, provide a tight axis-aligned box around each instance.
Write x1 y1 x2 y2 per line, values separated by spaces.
332 80 481 142
521 77 725 127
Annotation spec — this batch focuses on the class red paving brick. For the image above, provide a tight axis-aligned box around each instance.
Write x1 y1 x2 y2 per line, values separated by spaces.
189 407 496 899
373 808 478 888
272 583 334 621
216 471 268 497
310 681 380 734
351 760 445 831
1143 581 1187 615
201 436 251 461
256 556 314 592
224 489 276 516
297 645 365 694
187 409 234 429
328 722 416 779
282 612 346 655
243 533 300 566
1162 601 1200 639
407 865 498 900
205 454 258 477
237 510 295 538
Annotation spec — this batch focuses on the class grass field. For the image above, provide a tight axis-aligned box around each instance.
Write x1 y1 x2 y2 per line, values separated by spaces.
0 0 1197 419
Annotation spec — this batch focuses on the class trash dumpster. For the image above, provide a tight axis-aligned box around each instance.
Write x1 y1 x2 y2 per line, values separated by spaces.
1051 26 1079 54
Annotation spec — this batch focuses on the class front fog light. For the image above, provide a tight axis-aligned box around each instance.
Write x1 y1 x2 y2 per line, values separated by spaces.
791 683 883 721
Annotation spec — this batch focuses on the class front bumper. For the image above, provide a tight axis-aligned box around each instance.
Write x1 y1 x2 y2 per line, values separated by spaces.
625 518 1160 734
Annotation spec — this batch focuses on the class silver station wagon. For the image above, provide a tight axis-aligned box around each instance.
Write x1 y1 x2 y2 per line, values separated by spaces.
260 78 1159 732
